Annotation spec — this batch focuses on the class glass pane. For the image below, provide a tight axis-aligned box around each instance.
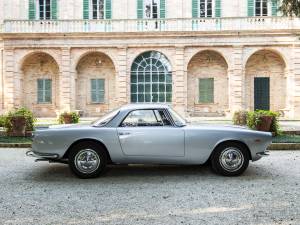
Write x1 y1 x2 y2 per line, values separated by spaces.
138 84 144 92
131 94 137 103
152 83 158 92
145 84 151 92
131 84 137 93
121 110 158 127
159 93 165 102
145 94 151 102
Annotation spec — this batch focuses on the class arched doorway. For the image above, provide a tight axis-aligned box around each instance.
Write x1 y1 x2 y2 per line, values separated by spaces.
131 51 172 103
245 50 286 111
187 50 229 116
76 52 116 116
21 52 59 117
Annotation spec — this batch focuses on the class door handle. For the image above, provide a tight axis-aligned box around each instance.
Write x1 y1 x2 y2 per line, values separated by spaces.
118 132 131 136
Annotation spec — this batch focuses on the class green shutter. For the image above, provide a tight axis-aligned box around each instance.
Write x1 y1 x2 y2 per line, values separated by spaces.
83 0 89 19
37 79 52 103
105 0 112 19
51 0 58 19
91 79 105 103
137 0 143 19
28 0 36 20
215 0 221 17
271 0 278 16
37 80 44 103
199 78 214 103
192 0 198 18
160 0 166 18
248 0 254 17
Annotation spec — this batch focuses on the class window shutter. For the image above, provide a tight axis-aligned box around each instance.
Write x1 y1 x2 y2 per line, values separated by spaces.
98 79 105 103
105 0 112 19
45 79 52 103
37 80 44 103
91 79 97 103
248 0 254 17
192 0 198 18
28 0 36 20
271 0 278 16
160 0 166 18
137 0 143 19
215 0 221 17
199 78 214 103
51 0 58 20
83 0 89 19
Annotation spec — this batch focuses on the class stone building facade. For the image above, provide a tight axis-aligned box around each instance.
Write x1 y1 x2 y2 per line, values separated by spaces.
0 0 300 118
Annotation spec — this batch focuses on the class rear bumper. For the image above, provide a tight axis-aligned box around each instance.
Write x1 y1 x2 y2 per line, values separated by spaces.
26 150 59 160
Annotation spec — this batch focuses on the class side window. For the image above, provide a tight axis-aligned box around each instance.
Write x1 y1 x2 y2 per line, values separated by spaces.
121 110 164 127
154 110 172 126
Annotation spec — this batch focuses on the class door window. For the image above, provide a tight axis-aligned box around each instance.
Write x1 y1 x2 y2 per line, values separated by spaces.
121 110 171 127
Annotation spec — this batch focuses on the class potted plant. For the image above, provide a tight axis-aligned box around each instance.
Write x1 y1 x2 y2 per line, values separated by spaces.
4 108 36 137
59 112 80 124
247 110 281 136
232 110 248 126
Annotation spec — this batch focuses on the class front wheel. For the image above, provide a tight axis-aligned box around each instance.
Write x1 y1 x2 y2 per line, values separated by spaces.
211 142 250 176
68 141 108 179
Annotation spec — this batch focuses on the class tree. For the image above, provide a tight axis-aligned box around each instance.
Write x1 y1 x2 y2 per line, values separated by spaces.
279 0 300 16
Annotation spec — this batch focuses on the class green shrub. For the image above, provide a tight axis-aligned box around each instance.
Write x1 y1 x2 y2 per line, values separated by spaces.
3 108 36 133
233 110 248 126
0 115 6 127
59 112 80 124
247 110 281 136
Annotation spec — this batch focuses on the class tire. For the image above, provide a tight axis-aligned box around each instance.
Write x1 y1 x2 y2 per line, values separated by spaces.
68 141 108 179
210 142 250 176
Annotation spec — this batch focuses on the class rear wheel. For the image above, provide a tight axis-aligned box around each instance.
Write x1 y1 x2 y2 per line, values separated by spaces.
68 141 107 179
211 142 250 176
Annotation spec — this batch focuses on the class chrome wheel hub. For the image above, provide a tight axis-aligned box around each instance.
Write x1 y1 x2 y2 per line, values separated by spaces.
75 149 100 174
219 148 244 172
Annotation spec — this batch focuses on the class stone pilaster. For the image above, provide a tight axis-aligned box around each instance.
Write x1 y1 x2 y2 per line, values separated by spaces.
116 47 128 107
292 46 300 119
3 48 15 111
0 48 3 112
59 47 72 113
173 46 187 116
228 46 244 115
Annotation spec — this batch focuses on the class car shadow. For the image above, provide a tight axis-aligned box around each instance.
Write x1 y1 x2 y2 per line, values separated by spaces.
27 162 274 183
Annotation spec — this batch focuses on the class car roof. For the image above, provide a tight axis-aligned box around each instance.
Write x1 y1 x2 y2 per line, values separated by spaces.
120 104 170 111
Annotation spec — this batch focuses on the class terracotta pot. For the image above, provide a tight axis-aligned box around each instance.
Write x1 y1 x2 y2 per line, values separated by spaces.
255 116 273 132
62 114 73 124
10 116 26 137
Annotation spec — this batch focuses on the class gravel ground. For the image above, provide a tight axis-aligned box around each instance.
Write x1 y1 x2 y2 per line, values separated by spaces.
0 149 299 225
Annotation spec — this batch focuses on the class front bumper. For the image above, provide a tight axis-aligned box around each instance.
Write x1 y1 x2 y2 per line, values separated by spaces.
26 150 59 160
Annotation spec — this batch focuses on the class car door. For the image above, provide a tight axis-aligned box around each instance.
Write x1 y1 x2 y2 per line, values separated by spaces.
117 109 185 157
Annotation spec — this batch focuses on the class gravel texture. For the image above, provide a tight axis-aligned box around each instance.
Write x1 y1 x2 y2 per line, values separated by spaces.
0 149 299 225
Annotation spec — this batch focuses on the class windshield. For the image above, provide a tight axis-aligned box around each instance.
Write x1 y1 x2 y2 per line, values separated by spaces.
92 109 120 127
168 108 186 127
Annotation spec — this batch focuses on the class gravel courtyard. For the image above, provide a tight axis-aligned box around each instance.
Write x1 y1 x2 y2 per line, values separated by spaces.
0 149 299 225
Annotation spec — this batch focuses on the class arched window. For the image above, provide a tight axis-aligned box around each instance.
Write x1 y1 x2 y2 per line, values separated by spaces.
131 51 172 103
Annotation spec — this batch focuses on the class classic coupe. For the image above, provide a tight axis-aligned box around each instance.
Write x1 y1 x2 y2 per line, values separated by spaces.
27 104 272 178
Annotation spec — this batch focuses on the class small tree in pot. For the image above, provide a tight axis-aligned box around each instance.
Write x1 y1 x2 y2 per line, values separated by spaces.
233 110 248 126
59 112 80 124
4 108 36 137
247 110 281 136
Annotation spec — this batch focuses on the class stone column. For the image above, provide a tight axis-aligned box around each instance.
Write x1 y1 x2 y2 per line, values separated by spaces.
3 47 15 111
115 47 128 107
228 46 244 115
0 48 3 112
59 47 73 113
173 46 187 116
292 46 300 119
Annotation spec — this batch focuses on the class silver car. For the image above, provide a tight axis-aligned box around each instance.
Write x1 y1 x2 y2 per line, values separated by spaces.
27 104 272 178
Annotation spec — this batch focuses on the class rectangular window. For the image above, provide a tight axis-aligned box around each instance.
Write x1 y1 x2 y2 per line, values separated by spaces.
37 79 52 104
91 79 105 103
199 0 212 18
255 0 268 16
39 0 52 20
199 78 214 103
144 0 160 19
92 0 105 19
